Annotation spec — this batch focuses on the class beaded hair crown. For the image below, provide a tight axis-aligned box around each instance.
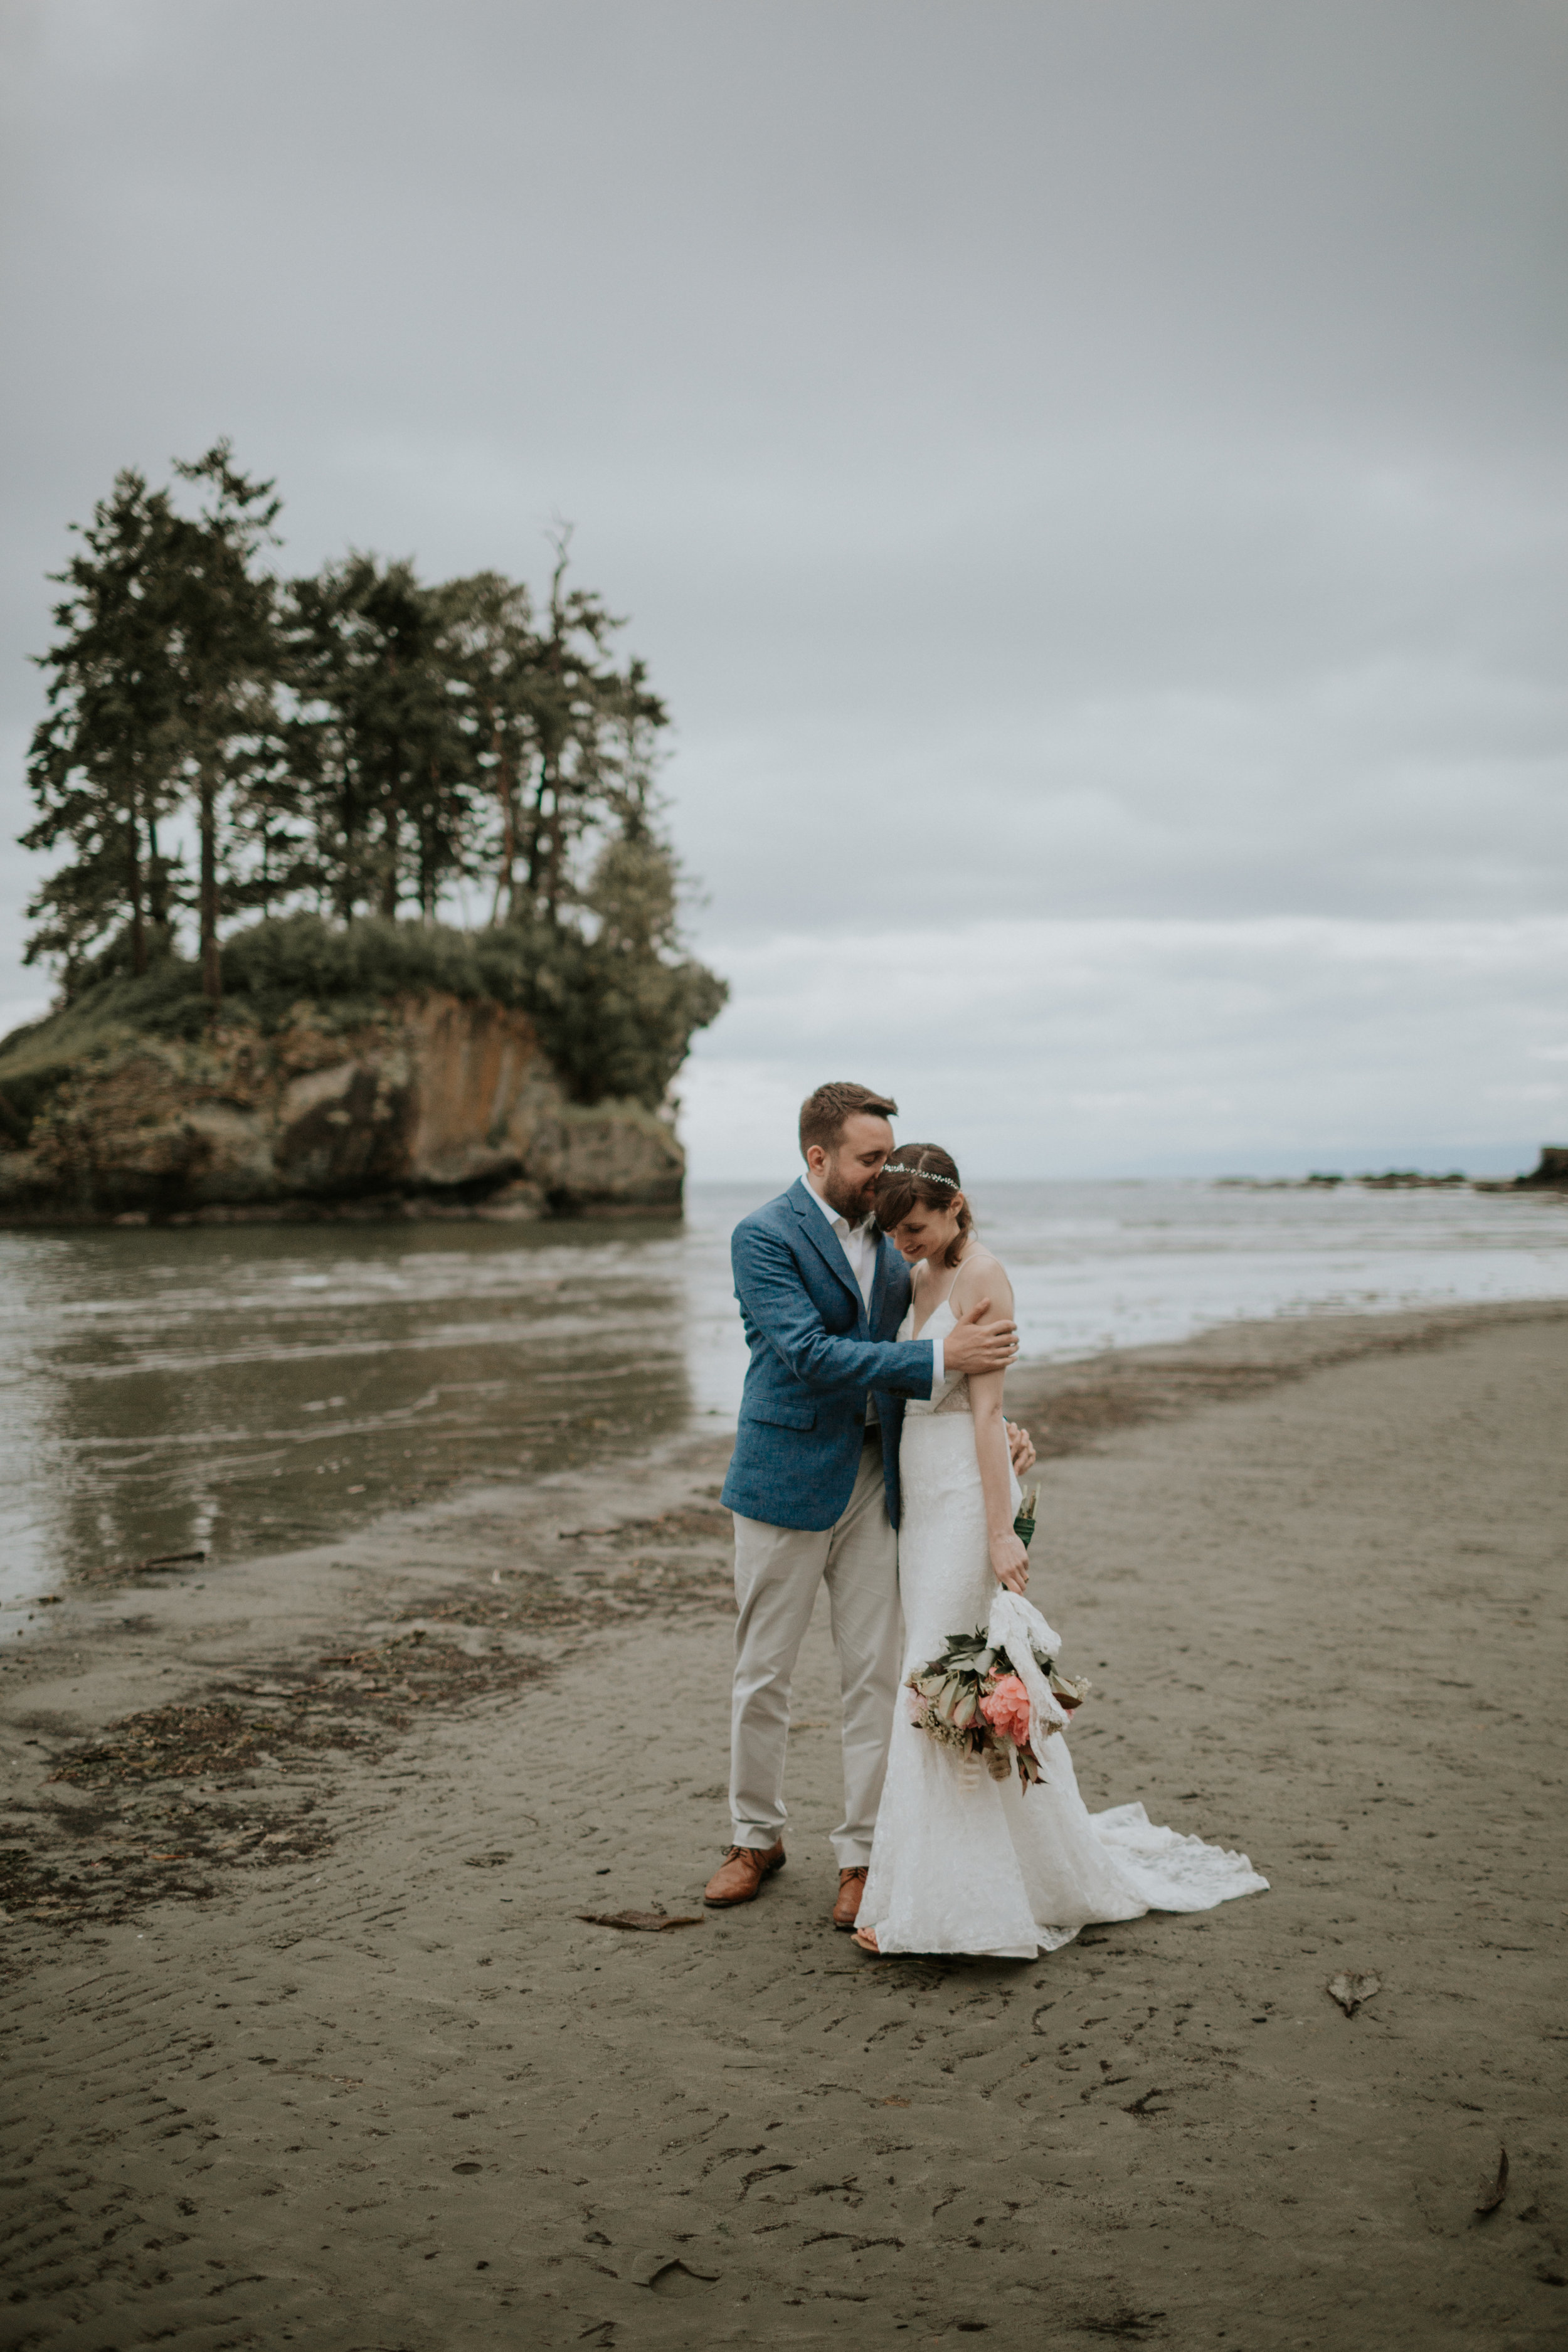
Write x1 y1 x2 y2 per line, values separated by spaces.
881 1163 958 1189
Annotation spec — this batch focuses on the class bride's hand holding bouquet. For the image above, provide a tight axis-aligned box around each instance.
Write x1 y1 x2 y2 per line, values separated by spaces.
988 1524 1029 1594
989 1479 1037 1594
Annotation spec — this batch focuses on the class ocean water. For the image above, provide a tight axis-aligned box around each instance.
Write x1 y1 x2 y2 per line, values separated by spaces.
1 1177 1564 1602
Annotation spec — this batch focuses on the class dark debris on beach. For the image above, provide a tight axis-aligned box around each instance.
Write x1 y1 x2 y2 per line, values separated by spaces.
1 1784 338 1936
1 1630 558 1942
6 1507 741 1939
7 1492 741 1946
41 1634 546 1801
394 1560 733 1633
394 1518 734 1637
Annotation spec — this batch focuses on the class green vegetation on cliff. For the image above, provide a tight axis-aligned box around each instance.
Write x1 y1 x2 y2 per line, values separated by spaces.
0 903 725 1150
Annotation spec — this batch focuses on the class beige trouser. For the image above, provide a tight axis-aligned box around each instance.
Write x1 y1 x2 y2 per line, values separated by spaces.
729 1435 903 1870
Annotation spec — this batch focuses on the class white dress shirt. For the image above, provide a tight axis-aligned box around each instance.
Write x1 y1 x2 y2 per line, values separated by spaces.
800 1175 943 1399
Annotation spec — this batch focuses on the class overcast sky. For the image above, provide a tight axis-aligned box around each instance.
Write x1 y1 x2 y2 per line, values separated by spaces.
2 0 1565 1177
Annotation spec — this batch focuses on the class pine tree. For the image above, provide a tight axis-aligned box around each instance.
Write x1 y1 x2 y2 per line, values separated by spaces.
281 554 473 924
22 470 184 983
164 444 281 1000
516 529 668 928
435 569 542 924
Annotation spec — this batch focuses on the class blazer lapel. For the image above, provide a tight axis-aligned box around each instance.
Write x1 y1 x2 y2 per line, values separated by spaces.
787 1182 865 1321
868 1230 895 1336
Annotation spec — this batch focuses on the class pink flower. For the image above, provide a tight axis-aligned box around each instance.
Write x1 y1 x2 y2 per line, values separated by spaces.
979 1673 1032 1748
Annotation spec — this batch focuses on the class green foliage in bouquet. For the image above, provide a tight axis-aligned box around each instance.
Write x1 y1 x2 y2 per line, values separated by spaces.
904 1616 1092 1792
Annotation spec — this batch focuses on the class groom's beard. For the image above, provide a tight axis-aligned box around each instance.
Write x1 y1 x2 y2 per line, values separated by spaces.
821 1171 877 1226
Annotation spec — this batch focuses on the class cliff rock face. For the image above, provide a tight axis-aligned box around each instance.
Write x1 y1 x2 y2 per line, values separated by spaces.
0 992 684 1223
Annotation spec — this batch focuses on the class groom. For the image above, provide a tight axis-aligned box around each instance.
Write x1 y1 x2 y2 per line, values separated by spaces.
707 1081 1034 1931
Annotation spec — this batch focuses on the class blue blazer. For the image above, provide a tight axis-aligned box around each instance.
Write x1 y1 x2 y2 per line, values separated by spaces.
719 1179 935 1533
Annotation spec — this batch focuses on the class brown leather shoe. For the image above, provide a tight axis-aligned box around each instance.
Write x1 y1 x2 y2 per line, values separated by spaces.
831 1866 868 1930
703 1840 785 1907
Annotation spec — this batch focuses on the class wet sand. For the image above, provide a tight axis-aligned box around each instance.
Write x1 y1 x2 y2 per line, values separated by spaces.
2 1301 1565 2349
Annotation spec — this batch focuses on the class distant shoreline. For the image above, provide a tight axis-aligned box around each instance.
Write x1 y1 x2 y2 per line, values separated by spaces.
686 1153 1565 1194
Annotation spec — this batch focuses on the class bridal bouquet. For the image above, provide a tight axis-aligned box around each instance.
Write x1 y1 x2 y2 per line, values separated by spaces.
904 1585 1090 1792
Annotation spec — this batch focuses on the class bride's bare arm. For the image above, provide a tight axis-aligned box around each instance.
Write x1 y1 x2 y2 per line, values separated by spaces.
953 1256 1029 1594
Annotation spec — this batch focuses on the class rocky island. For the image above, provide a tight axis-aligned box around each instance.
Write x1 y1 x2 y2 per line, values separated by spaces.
0 975 686 1226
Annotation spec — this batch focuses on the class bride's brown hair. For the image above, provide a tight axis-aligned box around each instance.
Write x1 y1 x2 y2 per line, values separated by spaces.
874 1143 973 1269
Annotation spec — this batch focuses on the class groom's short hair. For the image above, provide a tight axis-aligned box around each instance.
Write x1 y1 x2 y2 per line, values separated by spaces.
798 1082 899 1158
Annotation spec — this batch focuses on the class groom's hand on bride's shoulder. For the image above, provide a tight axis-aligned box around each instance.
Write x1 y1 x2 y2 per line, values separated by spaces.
943 1297 1019 1374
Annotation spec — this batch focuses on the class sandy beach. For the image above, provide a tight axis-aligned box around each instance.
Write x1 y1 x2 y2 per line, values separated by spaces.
2 1298 1564 2351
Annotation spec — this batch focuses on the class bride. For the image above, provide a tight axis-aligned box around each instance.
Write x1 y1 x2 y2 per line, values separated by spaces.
854 1144 1267 1959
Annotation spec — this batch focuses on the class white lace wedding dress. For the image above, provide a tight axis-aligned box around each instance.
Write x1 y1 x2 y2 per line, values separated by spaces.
857 1298 1268 1959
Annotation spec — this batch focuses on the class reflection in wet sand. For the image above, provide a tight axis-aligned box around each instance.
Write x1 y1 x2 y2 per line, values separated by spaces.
0 1216 715 1595
3 1175 1565 1601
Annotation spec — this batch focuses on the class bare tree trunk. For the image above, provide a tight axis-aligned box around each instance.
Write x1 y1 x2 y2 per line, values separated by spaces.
422 755 440 924
147 818 167 929
538 539 568 925
487 716 515 926
199 766 220 1003
337 758 357 921
521 758 546 913
380 808 400 919
540 776 562 924
126 792 146 977
380 741 401 918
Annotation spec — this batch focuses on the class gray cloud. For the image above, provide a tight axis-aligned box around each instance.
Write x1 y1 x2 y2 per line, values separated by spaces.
1 0 1564 1167
680 913 1568 1177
